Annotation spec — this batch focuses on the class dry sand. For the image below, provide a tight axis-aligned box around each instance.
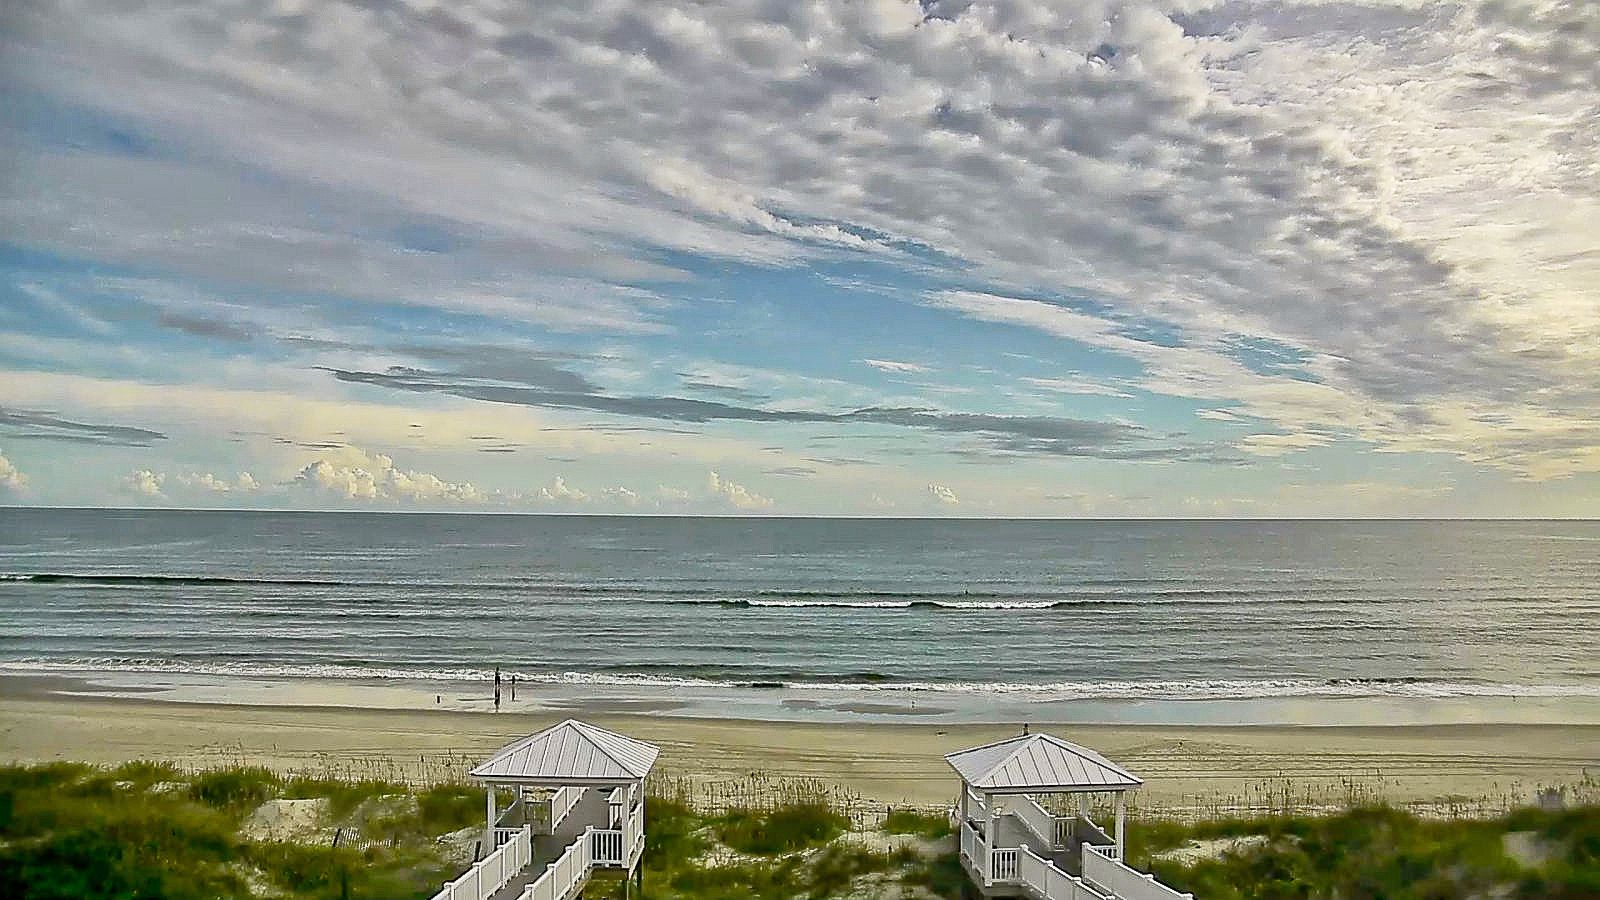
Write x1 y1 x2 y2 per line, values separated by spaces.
4 675 1596 815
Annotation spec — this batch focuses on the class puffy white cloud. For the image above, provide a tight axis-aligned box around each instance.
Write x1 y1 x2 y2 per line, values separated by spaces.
123 469 165 498
599 486 642 506
534 475 589 504
0 451 29 494
928 483 961 506
119 468 263 502
656 485 693 504
291 448 485 504
172 471 260 494
706 471 774 510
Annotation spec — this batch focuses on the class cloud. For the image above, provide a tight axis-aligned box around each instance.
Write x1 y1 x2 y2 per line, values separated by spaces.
707 471 773 510
118 469 261 502
122 469 165 498
1020 376 1131 398
928 483 960 506
326 364 1223 461
3 0 1598 483
172 471 261 493
534 475 589 504
0 408 167 447
1239 432 1333 457
0 451 29 494
290 448 486 504
863 359 930 374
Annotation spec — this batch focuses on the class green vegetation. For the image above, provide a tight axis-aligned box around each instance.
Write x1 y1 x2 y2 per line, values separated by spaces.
710 801 849 855
4 761 1597 900
1133 805 1600 900
0 762 463 900
882 808 953 840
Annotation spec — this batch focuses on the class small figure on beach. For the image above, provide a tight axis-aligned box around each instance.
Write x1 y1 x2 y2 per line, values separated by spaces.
510 673 517 702
494 666 502 712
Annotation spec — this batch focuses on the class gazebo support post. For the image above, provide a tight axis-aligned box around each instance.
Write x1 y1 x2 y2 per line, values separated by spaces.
984 791 997 886
484 783 497 855
1114 792 1127 858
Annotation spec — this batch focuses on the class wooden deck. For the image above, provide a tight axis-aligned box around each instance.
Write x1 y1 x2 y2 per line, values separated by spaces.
486 790 611 900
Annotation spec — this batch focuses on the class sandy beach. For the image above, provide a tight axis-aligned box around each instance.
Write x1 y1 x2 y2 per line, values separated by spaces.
4 674 1595 815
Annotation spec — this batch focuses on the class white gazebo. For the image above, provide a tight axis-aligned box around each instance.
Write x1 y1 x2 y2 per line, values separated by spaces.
428 719 659 900
948 731 1193 900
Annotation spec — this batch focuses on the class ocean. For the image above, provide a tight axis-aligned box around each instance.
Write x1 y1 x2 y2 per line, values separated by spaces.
3 509 1597 723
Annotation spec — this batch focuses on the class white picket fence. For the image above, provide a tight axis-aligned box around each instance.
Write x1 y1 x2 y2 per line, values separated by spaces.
427 825 532 900
1083 845 1193 900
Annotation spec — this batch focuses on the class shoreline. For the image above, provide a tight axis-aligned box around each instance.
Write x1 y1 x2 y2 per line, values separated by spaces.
4 674 1597 813
6 666 1600 728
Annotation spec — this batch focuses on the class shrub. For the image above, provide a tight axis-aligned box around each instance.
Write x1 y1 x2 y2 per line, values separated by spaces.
188 767 280 811
882 808 952 839
416 783 481 835
901 851 967 899
713 802 848 855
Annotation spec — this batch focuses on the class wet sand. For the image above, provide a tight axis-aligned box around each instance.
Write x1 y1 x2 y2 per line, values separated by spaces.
3 674 1595 813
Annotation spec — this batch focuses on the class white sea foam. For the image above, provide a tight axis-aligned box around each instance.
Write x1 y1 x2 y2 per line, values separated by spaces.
5 658 1598 701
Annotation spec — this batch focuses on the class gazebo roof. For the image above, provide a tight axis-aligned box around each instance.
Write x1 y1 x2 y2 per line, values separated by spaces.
470 719 660 784
945 732 1142 793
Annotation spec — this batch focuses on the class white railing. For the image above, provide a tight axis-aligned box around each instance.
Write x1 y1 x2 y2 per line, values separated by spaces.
589 827 625 866
966 786 990 819
959 817 984 869
990 848 1021 884
1017 846 1113 900
626 796 644 864
549 786 584 832
585 797 643 868
428 825 532 900
519 832 591 900
1083 845 1193 900
1011 796 1071 850
493 827 522 847
606 786 625 828
1055 816 1075 849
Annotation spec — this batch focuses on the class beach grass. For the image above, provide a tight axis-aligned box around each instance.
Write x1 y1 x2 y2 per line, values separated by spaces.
3 761 1599 899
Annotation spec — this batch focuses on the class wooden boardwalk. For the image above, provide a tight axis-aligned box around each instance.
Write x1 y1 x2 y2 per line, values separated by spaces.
486 790 611 900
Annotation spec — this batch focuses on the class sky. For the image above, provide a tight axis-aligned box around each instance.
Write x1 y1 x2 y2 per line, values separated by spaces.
0 0 1596 517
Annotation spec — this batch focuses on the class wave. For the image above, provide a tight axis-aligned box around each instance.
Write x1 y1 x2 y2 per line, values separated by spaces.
5 658 1599 700
658 593 1354 609
1 572 362 588
8 573 1578 611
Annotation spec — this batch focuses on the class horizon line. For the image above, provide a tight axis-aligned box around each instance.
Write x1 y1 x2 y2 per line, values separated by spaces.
2 505 1596 522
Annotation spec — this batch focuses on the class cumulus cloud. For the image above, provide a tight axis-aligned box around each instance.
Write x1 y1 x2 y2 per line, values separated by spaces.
119 468 263 502
291 448 486 504
122 469 165 498
173 471 260 493
0 451 29 494
707 471 774 510
534 476 589 504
